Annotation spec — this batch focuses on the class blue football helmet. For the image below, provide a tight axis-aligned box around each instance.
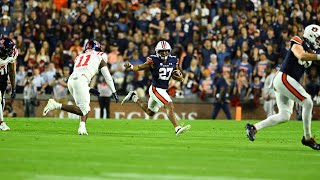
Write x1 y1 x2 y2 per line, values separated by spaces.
0 37 15 59
84 40 102 52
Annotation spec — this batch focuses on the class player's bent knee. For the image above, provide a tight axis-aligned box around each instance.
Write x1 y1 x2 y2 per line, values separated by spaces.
78 104 91 116
302 97 313 109
279 111 291 121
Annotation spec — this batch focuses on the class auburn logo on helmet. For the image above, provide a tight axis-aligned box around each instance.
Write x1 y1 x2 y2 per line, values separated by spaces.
312 27 318 32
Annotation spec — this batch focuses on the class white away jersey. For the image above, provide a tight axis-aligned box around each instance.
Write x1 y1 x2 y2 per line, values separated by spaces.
71 50 108 83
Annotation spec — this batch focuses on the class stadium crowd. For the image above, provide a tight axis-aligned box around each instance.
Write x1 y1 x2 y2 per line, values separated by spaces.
1 0 320 118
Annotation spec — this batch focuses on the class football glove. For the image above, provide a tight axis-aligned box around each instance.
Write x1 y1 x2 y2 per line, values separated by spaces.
89 88 100 97
112 92 119 103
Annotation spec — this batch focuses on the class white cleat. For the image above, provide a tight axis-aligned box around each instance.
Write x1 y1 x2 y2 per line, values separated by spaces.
121 91 137 105
0 122 10 131
176 125 191 136
43 99 59 116
78 126 88 135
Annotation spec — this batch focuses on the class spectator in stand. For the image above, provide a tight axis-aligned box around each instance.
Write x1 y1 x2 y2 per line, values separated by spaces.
108 41 120 65
181 43 194 71
217 43 230 69
236 69 249 103
201 39 216 67
171 21 185 46
139 45 150 62
15 35 26 67
183 56 201 98
0 15 12 37
136 12 150 33
199 69 214 100
246 75 263 108
37 47 50 73
24 42 37 69
41 62 56 94
254 50 270 82
69 39 83 55
129 50 144 65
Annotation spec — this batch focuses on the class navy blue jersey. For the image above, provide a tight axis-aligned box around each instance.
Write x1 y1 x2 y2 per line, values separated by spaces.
280 36 312 81
147 55 179 89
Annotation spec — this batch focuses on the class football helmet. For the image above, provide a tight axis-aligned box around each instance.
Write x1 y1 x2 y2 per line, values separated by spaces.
0 37 15 59
155 40 171 60
303 24 320 50
84 40 102 52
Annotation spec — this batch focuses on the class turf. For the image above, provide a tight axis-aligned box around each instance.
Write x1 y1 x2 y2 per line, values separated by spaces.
1 118 320 180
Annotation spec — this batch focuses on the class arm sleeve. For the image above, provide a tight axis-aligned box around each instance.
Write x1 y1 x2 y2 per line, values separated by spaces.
101 66 116 93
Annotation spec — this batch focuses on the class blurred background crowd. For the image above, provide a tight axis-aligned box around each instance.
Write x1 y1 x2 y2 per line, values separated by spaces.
1 0 320 118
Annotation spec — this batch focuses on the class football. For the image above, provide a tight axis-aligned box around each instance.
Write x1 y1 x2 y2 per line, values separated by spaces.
171 70 182 80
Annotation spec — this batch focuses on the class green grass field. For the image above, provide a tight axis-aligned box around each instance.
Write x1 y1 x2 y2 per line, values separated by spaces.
1 118 320 180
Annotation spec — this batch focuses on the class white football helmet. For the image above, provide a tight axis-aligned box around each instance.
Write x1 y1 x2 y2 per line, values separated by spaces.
155 41 171 60
303 24 320 50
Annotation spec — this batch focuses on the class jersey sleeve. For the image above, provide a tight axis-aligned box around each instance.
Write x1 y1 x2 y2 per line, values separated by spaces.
97 51 108 63
146 56 153 63
290 36 303 45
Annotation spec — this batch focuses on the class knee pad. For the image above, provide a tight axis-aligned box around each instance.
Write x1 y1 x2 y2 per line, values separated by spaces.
278 111 291 121
78 104 90 116
301 96 313 109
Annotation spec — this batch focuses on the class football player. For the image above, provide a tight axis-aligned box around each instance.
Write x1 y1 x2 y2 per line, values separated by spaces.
0 37 17 131
43 40 119 135
121 40 191 136
246 24 320 150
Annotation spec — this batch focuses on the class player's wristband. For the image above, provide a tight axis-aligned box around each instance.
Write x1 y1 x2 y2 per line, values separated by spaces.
317 54 320 60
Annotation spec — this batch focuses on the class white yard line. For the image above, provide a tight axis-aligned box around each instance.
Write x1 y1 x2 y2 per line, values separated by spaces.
29 173 269 180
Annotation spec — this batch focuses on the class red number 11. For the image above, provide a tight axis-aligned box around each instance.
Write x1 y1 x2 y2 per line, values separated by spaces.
76 55 91 67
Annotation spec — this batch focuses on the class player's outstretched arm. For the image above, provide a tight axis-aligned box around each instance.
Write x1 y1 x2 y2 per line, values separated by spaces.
8 62 16 99
100 61 119 103
292 44 320 61
124 61 152 71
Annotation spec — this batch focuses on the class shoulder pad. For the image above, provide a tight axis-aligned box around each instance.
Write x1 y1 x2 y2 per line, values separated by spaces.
290 36 303 45
149 55 158 58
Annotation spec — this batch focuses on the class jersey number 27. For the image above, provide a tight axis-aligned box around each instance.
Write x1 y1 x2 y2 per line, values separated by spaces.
159 67 173 80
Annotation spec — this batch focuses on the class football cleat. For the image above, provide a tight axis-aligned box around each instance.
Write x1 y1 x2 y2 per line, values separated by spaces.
0 122 10 131
176 125 191 136
121 91 137 105
78 125 88 135
43 99 59 116
245 123 257 141
301 136 320 150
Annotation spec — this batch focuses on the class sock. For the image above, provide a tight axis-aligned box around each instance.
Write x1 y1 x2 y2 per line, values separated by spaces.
80 121 86 127
132 95 138 102
302 99 313 139
254 111 290 131
175 126 182 132
0 101 3 122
